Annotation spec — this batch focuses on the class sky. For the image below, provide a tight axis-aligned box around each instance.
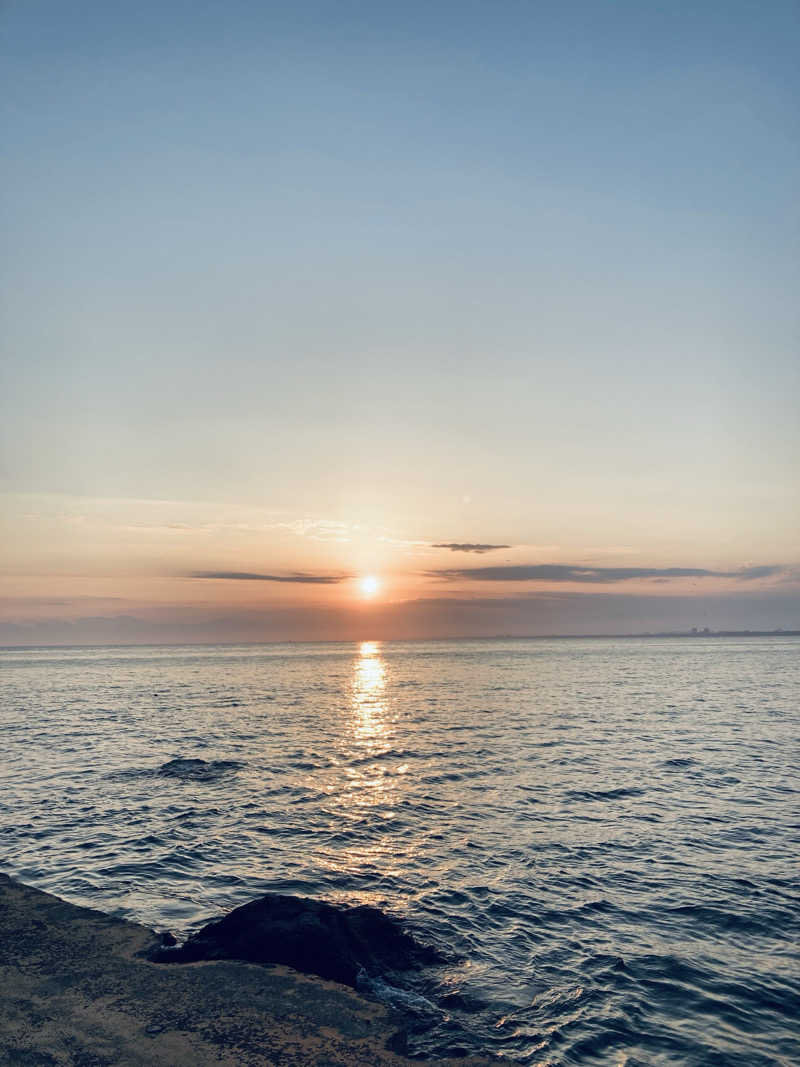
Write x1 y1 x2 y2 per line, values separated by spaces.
2 0 799 644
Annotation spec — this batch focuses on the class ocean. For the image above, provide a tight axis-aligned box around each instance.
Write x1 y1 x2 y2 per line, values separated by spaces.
1 637 798 1065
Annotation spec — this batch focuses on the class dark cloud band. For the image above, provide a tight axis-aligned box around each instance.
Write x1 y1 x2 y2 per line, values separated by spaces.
430 564 784 583
191 571 347 584
432 543 510 553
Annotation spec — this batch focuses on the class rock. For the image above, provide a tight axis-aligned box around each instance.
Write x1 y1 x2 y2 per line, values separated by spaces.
157 893 445 988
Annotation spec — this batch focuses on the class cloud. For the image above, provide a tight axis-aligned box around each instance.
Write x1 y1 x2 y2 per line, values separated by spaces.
432 543 511 553
735 565 786 581
429 564 786 583
273 518 352 542
190 571 348 584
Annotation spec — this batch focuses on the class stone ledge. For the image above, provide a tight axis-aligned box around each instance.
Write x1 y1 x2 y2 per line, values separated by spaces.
0 872 496 1066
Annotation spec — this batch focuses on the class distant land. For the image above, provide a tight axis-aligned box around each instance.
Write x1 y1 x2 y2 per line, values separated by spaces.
490 630 800 641
2 630 800 651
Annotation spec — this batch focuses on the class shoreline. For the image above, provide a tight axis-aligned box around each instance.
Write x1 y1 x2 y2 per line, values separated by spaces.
0 873 495 1066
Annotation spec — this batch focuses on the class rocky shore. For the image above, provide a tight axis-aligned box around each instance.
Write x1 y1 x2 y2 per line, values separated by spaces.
0 873 495 1066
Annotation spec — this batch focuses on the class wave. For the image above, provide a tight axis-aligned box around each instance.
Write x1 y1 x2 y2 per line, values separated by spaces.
157 758 245 781
564 787 645 801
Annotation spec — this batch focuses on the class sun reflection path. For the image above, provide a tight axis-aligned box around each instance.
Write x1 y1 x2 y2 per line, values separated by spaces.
352 641 388 747
345 640 407 812
316 640 418 895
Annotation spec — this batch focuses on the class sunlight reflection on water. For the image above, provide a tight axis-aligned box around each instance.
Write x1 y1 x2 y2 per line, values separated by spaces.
352 640 388 746
335 640 414 893
345 640 400 813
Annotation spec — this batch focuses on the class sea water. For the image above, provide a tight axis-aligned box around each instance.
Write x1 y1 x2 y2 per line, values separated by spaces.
1 637 798 1064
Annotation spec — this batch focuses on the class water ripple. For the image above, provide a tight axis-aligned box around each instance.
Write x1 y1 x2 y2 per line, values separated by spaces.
1 636 799 1065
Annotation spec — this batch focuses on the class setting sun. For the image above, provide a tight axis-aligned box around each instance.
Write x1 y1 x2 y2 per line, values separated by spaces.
359 575 381 598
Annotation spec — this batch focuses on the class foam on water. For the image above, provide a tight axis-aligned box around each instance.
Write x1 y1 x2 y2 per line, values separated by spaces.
1 637 799 1064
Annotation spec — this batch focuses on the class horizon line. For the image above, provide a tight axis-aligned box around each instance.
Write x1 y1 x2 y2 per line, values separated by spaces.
2 628 799 651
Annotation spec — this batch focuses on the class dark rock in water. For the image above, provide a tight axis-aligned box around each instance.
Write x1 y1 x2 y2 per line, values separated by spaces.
156 757 243 782
157 893 445 988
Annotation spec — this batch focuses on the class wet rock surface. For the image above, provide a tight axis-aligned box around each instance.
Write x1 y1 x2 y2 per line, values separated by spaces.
158 892 446 988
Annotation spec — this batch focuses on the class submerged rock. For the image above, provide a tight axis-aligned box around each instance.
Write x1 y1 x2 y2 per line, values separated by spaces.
157 893 445 988
157 757 243 782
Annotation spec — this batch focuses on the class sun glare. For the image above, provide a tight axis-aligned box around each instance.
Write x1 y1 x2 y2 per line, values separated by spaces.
359 574 380 597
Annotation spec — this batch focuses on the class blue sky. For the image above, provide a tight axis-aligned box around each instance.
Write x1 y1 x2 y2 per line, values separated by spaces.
2 1 798 641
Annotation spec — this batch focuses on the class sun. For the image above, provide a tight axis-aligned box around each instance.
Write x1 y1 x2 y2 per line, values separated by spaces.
358 574 381 597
